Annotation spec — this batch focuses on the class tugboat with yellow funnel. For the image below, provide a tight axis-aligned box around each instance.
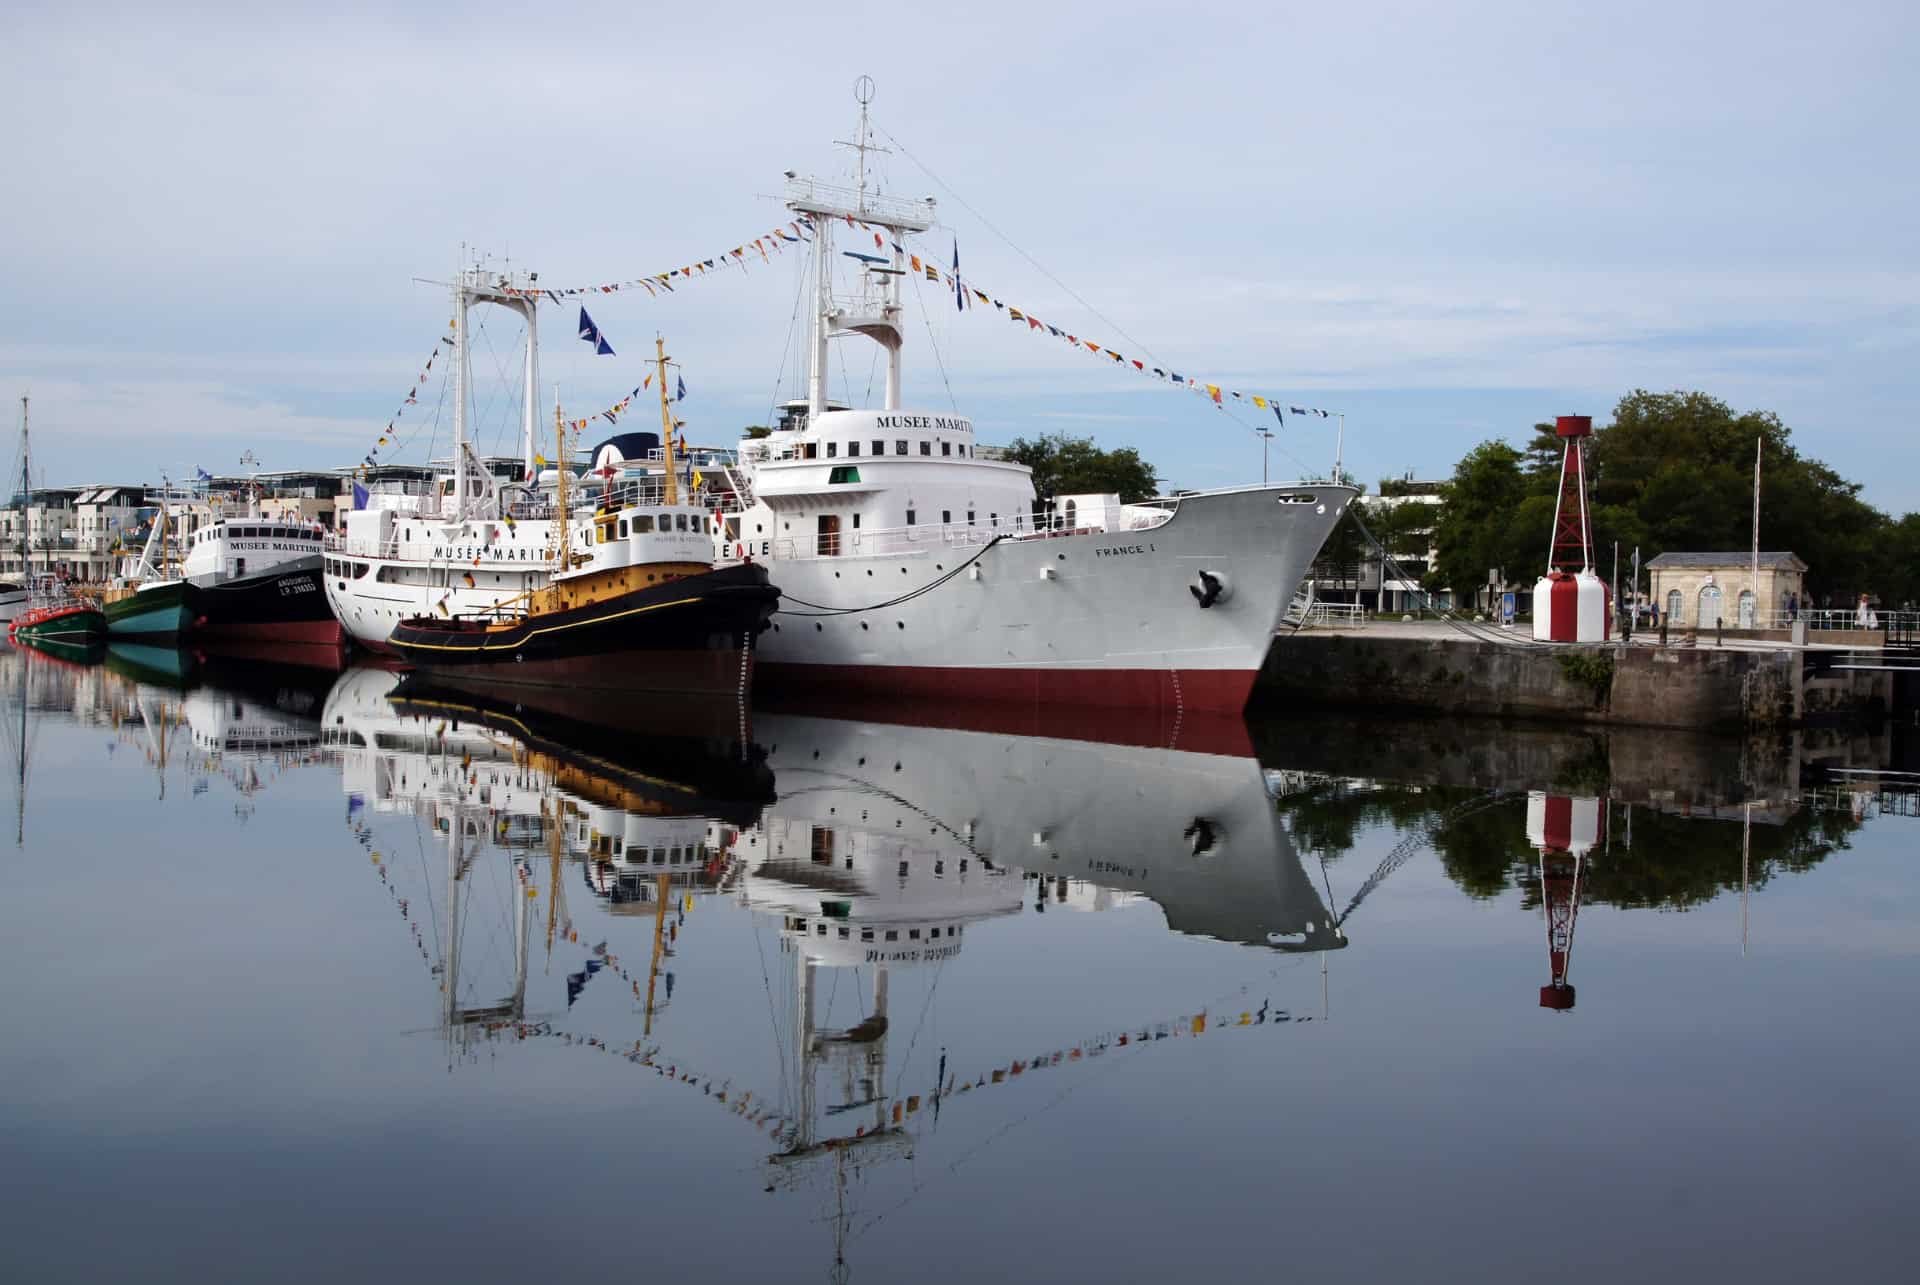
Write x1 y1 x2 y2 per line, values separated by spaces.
385 338 779 699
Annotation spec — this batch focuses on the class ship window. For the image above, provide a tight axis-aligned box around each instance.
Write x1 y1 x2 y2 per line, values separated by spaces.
941 510 951 524
597 524 609 544
908 928 921 940
851 513 860 529
861 928 874 942
630 515 652 534
990 513 998 527
919 441 931 456
942 441 952 456
872 440 884 455
967 511 976 525
884 930 898 942
828 466 861 485
895 440 908 455
906 509 916 526
826 442 838 458
847 441 860 457
803 443 818 460
677 514 690 532
618 520 628 537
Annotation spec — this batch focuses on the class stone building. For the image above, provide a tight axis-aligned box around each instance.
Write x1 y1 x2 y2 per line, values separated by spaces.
1647 551 1806 628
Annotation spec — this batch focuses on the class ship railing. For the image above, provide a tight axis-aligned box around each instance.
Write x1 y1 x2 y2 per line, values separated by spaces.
1291 602 1367 629
1751 607 1917 636
597 479 716 511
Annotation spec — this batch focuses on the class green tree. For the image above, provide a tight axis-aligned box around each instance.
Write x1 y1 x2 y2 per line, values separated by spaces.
1430 441 1537 595
1004 432 1160 503
1430 392 1904 604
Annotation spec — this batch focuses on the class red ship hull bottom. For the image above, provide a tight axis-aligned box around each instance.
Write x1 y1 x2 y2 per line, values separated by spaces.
756 663 1258 715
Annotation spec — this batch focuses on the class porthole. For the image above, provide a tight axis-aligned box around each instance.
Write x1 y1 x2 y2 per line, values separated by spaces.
815 622 822 631
896 621 904 629
860 622 869 631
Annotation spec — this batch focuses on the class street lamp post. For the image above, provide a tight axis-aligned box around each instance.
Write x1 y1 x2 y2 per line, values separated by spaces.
1258 430 1274 485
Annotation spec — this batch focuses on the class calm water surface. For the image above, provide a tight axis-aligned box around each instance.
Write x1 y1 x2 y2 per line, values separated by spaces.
1 643 1914 1284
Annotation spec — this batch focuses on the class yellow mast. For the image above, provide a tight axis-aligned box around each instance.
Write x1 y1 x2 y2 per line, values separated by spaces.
655 337 679 507
552 393 570 567
643 871 671 1036
544 799 563 962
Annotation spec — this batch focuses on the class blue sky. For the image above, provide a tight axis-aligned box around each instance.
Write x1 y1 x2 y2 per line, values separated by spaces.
3 1 1916 511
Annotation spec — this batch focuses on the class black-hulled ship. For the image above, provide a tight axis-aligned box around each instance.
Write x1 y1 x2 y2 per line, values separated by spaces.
107 496 342 645
385 338 779 699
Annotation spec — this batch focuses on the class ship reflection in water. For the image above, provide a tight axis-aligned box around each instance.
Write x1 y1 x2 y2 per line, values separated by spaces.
2 644 1915 1283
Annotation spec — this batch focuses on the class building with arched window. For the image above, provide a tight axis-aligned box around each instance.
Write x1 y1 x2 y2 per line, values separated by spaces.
1647 552 1806 628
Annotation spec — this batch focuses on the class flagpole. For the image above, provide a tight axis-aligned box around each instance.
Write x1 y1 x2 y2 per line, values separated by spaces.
1334 413 1345 483
1752 437 1762 625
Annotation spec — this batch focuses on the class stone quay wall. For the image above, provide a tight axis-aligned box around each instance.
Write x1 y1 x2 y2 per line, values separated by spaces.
1254 632 1886 731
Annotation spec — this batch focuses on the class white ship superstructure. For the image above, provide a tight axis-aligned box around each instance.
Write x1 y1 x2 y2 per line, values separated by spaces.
711 99 1356 713
326 268 576 649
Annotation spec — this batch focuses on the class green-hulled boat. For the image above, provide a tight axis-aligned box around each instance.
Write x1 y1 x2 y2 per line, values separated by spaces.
10 601 107 644
103 578 194 639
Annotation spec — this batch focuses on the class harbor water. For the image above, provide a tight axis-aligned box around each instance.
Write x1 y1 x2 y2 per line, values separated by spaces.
1 642 1915 1284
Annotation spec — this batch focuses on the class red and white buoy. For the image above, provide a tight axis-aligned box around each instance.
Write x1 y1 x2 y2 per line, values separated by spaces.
1532 415 1611 642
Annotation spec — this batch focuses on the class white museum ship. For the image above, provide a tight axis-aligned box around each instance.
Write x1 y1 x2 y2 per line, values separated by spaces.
707 100 1357 713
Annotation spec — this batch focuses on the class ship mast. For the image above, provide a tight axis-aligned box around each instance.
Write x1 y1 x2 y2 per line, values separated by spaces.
655 338 679 507
16 397 28 585
787 77 935 419
449 260 543 522
552 388 570 568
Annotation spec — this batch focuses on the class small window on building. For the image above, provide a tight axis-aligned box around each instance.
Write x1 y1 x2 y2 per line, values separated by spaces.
803 443 818 460
848 441 860 457
941 510 951 524
942 441 952 456
851 513 861 529
909 928 921 940
990 513 998 527
919 441 931 456
906 508 917 526
884 930 899 942
872 439 884 456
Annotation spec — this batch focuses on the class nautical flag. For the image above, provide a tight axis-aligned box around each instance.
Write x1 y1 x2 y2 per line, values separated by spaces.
1272 405 1285 427
692 470 705 489
953 239 965 311
676 375 687 402
843 250 889 265
351 481 370 510
195 466 212 482
578 308 615 356
1290 406 1309 416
